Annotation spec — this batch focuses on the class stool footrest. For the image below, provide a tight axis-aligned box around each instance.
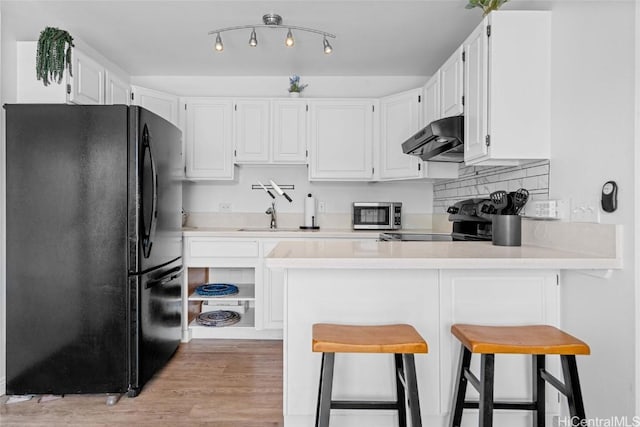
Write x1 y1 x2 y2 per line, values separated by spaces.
540 369 568 396
463 367 480 391
463 401 538 411
331 400 400 410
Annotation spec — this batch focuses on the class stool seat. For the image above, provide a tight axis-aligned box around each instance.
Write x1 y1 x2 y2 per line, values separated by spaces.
451 324 591 355
313 323 427 427
312 323 429 354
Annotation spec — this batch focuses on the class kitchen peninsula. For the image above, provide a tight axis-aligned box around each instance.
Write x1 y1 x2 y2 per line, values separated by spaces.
265 222 621 427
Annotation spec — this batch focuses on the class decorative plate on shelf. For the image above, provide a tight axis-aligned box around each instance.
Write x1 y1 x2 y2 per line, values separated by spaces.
195 283 239 297
196 310 241 327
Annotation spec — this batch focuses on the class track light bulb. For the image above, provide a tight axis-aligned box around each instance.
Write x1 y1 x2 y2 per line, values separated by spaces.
285 29 295 47
214 33 224 52
323 37 332 54
249 28 258 47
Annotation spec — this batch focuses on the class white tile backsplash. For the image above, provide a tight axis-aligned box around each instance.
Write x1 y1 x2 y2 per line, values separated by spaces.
433 160 550 214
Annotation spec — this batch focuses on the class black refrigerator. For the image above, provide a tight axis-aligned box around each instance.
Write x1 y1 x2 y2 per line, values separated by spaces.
5 104 183 397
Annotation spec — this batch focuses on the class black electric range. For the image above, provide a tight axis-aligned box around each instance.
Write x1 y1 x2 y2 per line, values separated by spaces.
379 198 494 242
379 232 454 242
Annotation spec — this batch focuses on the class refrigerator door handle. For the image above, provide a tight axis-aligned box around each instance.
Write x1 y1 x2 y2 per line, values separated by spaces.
141 125 158 258
146 266 184 289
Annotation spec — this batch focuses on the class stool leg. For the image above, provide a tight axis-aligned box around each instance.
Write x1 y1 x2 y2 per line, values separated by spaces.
479 354 495 427
315 352 335 427
532 355 546 427
394 354 407 427
403 354 422 427
561 355 586 421
449 345 472 427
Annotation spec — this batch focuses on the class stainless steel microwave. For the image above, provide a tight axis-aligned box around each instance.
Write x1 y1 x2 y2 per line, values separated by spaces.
352 202 402 230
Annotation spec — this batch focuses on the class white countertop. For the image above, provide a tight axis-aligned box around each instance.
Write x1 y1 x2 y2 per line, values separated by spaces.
182 227 402 239
264 239 623 270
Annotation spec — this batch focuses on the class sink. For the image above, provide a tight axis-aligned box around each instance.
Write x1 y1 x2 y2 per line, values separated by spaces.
237 227 305 232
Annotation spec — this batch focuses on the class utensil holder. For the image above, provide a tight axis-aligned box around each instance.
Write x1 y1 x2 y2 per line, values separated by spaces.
492 215 522 246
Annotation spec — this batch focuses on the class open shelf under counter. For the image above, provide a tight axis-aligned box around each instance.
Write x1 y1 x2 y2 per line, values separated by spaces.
188 308 282 340
188 282 255 302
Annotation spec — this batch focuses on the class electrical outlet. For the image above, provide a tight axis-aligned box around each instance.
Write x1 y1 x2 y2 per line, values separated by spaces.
317 201 326 213
570 199 600 223
219 202 232 212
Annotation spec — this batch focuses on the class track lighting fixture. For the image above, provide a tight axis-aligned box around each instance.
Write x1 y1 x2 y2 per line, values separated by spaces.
323 37 332 54
285 29 295 47
208 13 335 54
214 33 223 52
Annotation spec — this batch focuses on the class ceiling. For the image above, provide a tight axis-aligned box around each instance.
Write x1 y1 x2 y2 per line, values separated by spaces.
1 0 550 77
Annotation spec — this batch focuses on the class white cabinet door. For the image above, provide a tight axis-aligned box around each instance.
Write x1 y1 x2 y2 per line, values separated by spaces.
261 241 284 330
131 85 179 126
439 270 560 418
464 11 551 165
440 46 464 118
234 99 270 163
308 100 374 181
184 99 234 179
463 22 489 162
378 88 422 180
105 71 130 105
423 73 441 126
68 49 104 105
271 100 307 164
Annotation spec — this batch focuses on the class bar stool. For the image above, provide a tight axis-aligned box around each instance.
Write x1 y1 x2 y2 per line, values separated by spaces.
449 324 590 427
312 323 428 427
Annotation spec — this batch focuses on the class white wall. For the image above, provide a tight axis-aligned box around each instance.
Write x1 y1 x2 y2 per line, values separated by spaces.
549 1 636 417
636 0 640 415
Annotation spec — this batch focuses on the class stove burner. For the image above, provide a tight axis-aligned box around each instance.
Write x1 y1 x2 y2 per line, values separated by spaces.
379 233 454 242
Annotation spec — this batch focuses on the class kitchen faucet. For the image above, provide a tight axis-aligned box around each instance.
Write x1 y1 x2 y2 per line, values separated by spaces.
266 201 277 229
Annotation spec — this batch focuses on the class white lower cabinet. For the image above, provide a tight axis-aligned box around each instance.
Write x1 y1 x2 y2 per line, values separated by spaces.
261 241 285 330
282 267 561 426
438 270 561 422
183 237 289 340
183 237 276 340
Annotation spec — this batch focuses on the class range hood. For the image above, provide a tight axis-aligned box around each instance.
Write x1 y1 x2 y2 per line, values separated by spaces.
402 116 464 162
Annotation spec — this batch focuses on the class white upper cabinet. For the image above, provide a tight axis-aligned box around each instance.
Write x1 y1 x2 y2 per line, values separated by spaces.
68 49 104 105
184 99 234 180
131 85 179 126
234 99 271 163
234 99 307 164
378 88 422 180
423 73 441 127
463 11 551 165
308 99 374 181
17 42 128 106
271 100 307 164
440 46 464 118
105 71 131 105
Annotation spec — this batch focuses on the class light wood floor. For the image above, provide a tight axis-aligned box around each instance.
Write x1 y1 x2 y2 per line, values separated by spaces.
0 340 284 426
